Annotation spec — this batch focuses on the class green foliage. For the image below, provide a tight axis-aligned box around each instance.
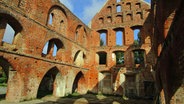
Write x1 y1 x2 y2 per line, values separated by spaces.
115 52 124 65
0 70 7 84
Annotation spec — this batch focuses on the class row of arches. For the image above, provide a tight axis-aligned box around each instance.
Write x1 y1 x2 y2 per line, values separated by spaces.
0 56 86 100
47 6 88 46
96 49 146 66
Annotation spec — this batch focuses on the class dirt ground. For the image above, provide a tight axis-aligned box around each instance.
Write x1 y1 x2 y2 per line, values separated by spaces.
0 93 154 104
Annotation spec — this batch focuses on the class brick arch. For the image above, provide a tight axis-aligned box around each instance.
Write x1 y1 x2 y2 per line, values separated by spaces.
41 38 64 60
0 12 23 50
75 25 87 46
37 66 62 98
73 50 86 67
0 56 23 102
72 71 87 94
47 5 68 35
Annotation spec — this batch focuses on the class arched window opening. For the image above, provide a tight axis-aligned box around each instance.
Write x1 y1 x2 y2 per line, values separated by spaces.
114 51 124 65
116 30 123 46
37 67 59 98
48 13 54 25
97 52 107 65
116 5 122 13
42 39 64 58
2 24 15 44
133 29 141 45
100 32 107 46
133 50 145 65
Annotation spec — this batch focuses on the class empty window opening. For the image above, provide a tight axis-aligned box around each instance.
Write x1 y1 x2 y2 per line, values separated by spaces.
135 3 141 9
116 5 121 12
2 24 15 44
126 3 131 10
133 50 145 64
98 52 107 65
114 51 124 65
133 29 141 45
42 42 49 55
107 16 112 23
48 13 54 25
126 14 132 21
116 31 123 46
107 6 112 13
74 51 85 67
99 17 104 24
42 39 64 57
53 44 57 56
117 0 121 3
100 32 107 46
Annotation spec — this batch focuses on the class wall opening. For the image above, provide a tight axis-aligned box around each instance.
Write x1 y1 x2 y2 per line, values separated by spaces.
116 5 122 13
114 51 124 65
133 29 141 45
116 15 123 23
42 39 64 58
0 58 10 100
37 67 59 98
2 24 15 44
98 52 107 65
99 31 107 46
115 30 124 46
48 13 54 25
125 75 136 98
72 72 84 93
133 49 145 65
136 12 142 19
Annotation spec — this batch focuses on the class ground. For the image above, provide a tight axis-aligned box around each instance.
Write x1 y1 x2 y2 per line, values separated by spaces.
0 86 153 104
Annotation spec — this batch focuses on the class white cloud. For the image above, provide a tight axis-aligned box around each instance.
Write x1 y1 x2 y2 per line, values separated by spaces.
82 0 106 25
59 0 74 12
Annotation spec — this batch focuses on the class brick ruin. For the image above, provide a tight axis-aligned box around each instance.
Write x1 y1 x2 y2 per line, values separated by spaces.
0 0 183 104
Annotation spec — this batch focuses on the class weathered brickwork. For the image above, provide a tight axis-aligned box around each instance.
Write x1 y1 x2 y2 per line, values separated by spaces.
153 0 184 104
0 0 183 103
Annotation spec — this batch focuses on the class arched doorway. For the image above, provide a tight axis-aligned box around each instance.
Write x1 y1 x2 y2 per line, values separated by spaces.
37 67 59 98
72 71 86 94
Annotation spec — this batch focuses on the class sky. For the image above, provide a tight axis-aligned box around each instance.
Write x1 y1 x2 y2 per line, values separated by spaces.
59 0 151 25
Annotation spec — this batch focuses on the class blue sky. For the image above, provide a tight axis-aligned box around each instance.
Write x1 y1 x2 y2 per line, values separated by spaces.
59 0 151 25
